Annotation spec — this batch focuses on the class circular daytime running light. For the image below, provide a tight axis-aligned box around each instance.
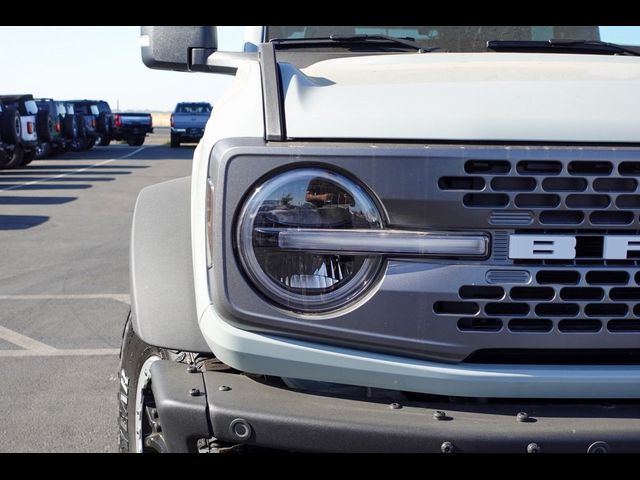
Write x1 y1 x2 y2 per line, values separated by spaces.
237 168 384 313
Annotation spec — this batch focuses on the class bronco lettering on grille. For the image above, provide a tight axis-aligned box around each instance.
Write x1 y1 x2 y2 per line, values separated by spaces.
509 235 640 260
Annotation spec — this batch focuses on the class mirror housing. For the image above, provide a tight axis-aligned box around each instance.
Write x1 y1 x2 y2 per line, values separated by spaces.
140 26 217 72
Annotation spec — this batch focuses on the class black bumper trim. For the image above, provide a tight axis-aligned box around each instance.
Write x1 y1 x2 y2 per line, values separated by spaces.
204 374 640 452
149 361 211 453
151 360 640 452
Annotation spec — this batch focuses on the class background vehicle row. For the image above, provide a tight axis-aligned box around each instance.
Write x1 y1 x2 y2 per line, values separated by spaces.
0 97 154 169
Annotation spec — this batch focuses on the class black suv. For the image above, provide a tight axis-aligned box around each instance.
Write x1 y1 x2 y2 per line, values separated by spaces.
64 100 100 151
0 94 45 166
94 100 114 146
0 100 23 169
34 99 76 159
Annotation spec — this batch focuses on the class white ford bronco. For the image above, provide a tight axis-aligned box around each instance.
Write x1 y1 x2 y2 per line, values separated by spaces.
119 25 640 453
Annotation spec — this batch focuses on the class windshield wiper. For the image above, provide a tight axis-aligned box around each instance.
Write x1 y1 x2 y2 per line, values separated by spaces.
487 39 640 56
271 34 439 53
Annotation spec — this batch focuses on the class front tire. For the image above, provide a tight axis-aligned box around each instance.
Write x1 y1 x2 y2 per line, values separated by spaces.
118 313 169 453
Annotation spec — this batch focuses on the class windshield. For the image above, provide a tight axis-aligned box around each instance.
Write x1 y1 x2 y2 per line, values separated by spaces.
266 26 640 52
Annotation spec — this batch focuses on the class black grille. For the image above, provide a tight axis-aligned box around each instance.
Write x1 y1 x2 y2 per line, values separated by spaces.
436 271 640 335
433 149 640 360
438 157 640 229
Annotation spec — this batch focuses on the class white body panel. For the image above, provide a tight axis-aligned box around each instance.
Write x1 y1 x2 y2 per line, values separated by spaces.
192 60 265 319
282 53 640 142
191 50 640 396
20 115 37 143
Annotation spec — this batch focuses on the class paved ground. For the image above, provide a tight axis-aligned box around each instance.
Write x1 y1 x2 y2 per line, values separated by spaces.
0 134 194 452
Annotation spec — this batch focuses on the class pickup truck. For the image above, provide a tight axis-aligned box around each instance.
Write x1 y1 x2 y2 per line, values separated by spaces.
120 25 640 453
170 102 212 147
0 94 41 166
111 112 153 146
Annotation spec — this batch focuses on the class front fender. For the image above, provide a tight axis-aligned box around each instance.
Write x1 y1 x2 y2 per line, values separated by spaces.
130 176 210 352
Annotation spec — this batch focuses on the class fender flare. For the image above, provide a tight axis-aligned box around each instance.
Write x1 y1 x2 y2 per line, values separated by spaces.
130 176 210 352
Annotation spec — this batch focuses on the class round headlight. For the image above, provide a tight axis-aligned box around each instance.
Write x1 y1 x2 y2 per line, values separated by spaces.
237 168 384 313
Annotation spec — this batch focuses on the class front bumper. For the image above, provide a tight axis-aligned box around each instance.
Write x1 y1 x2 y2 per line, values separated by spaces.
151 360 640 453
200 305 640 399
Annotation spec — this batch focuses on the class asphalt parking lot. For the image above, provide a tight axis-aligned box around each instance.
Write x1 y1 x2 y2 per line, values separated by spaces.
0 130 194 452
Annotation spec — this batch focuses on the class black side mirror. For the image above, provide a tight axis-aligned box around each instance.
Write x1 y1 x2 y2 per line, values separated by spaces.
140 26 217 72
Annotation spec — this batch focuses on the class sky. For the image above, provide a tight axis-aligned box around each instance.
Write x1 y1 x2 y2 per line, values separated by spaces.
0 26 245 112
0 26 638 112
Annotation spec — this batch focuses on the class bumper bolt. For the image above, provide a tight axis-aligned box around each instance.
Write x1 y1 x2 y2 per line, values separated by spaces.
441 441 455 453
527 443 541 453
230 418 252 441
517 412 530 423
389 402 402 410
433 410 447 421
218 385 231 392
189 388 200 397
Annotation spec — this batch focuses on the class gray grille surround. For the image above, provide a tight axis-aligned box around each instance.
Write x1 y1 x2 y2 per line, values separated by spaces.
209 139 640 364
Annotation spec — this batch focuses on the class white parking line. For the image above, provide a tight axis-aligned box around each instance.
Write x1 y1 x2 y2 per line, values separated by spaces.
0 293 130 303
0 146 147 192
0 325 57 353
0 294 128 355
0 348 119 357
0 325 119 357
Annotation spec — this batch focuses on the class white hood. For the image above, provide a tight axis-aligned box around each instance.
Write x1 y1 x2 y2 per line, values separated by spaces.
281 52 640 143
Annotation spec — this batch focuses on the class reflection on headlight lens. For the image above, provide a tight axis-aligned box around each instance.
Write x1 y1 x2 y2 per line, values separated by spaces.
237 168 383 313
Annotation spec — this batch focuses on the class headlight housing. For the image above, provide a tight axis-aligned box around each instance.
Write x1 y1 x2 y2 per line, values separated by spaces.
237 168 384 313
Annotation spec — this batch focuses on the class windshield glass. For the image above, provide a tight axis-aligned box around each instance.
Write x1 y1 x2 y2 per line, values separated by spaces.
266 26 640 52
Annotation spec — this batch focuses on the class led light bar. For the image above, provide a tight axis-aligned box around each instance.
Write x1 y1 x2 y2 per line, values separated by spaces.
256 228 488 257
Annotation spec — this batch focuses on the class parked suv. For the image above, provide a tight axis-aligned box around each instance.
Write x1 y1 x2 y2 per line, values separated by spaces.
0 94 42 166
64 100 99 151
170 102 212 147
0 100 23 169
34 98 71 159
121 25 640 453
94 100 114 146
